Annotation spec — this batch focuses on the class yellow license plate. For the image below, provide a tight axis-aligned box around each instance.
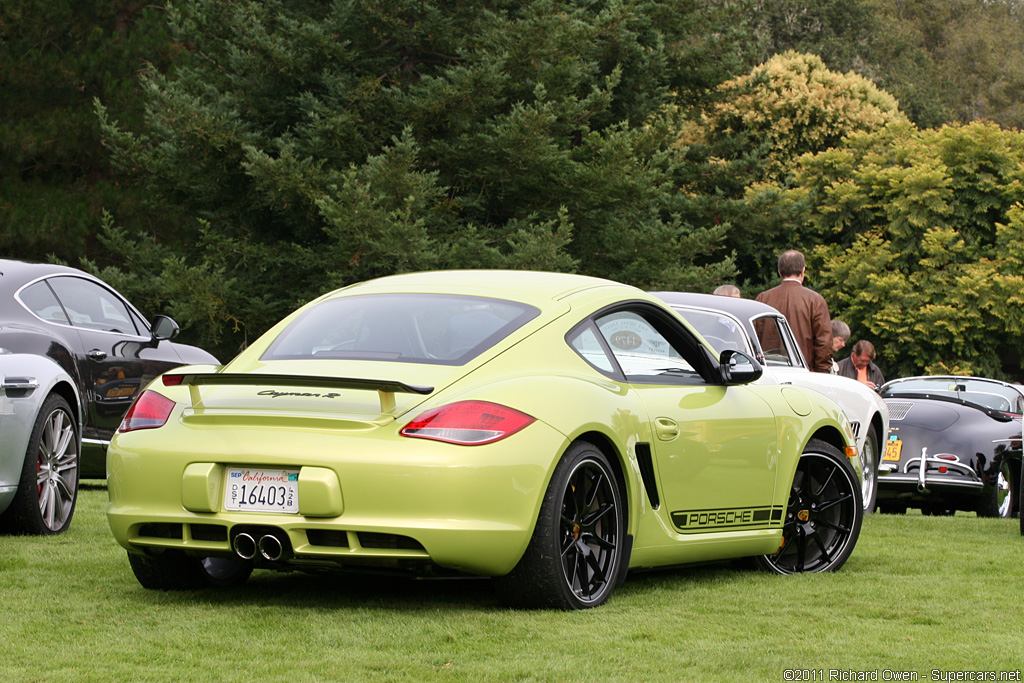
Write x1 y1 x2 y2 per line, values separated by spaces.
883 439 902 461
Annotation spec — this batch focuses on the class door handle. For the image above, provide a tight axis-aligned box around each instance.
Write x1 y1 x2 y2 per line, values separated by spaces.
87 349 108 361
655 417 679 441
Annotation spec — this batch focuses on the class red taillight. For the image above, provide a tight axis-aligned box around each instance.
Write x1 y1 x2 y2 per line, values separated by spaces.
118 391 176 433
400 401 535 445
162 374 185 386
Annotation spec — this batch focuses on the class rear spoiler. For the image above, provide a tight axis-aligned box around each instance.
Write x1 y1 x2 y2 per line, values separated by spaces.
162 372 433 413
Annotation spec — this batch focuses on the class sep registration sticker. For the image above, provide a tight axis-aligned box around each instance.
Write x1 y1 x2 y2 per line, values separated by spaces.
224 467 299 513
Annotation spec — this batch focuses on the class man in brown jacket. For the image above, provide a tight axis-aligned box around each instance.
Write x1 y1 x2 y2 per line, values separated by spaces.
755 250 833 373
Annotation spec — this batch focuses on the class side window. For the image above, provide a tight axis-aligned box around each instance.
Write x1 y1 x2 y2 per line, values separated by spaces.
594 310 702 384
19 281 70 324
752 315 799 368
567 323 616 374
46 277 141 335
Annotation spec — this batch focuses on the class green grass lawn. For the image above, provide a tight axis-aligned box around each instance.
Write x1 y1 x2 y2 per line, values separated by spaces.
2 484 1022 683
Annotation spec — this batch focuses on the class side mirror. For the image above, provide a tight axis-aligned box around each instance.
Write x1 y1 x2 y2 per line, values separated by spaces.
151 315 180 343
719 349 763 385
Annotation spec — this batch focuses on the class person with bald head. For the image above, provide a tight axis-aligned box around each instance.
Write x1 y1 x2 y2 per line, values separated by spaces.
755 250 833 373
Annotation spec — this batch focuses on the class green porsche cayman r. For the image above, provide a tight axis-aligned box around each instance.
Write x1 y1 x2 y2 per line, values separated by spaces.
107 270 863 609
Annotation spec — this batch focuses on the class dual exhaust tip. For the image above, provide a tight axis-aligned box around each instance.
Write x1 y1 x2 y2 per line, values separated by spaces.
232 531 288 562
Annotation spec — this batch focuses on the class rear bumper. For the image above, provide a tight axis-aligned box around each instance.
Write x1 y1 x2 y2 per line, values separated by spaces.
106 420 567 576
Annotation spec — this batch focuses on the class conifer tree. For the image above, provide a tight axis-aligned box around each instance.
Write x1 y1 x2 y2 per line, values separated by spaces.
97 0 753 358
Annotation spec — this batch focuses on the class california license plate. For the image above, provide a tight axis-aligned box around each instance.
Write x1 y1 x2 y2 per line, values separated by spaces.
224 468 299 513
883 439 902 462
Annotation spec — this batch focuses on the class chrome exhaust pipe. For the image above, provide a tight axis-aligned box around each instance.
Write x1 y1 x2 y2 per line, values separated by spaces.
232 532 257 560
258 534 284 561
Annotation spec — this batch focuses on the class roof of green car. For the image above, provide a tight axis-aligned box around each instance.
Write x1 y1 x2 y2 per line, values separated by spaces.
336 270 637 302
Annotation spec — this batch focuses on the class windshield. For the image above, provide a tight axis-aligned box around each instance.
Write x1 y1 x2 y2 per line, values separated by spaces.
262 293 539 365
672 308 752 356
882 378 1024 414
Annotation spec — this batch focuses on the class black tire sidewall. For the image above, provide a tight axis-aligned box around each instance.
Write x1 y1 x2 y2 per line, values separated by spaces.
757 438 863 574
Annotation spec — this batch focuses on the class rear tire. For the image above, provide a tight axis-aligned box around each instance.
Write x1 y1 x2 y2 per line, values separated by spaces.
128 551 252 590
977 459 1015 519
0 395 79 535
496 441 624 610
757 439 862 574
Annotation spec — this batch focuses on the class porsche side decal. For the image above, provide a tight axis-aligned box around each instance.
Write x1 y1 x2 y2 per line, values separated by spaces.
671 506 784 533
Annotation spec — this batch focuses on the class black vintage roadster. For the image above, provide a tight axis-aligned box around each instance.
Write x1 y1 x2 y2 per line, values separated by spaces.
878 376 1023 517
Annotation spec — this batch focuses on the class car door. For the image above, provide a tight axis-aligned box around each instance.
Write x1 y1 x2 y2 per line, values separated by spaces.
45 276 183 440
590 306 782 534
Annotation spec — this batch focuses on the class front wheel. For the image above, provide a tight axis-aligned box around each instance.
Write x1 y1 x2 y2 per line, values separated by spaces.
496 441 625 610
860 424 879 514
0 395 79 535
757 439 863 574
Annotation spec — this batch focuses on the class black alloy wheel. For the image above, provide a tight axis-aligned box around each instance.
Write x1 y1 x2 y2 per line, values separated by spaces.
757 439 863 574
497 441 624 610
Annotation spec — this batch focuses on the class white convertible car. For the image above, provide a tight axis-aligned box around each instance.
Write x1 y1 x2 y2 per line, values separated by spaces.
653 292 889 512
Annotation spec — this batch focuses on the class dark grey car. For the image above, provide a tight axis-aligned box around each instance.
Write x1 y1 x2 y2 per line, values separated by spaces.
0 259 218 483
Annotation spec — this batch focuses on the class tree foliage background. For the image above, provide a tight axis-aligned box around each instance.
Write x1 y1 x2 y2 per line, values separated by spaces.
3 0 1024 380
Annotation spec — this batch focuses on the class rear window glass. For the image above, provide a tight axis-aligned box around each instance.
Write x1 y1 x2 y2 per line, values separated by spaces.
262 293 540 365
882 378 1024 414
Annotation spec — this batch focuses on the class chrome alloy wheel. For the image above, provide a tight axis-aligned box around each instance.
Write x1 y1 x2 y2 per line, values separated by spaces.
860 425 879 513
36 406 79 531
996 461 1013 518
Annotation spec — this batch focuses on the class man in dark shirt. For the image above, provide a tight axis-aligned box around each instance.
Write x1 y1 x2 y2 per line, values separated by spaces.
755 250 833 373
837 340 885 391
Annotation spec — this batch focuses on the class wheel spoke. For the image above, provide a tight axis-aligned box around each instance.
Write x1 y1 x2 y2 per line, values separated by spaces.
811 466 837 498
41 482 58 529
560 531 576 557
580 532 616 551
584 543 607 586
574 543 592 596
813 517 851 534
811 533 832 563
581 501 614 527
584 470 605 509
53 472 75 502
815 491 853 512
54 421 74 459
36 461 50 488
571 473 588 517
793 527 807 571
